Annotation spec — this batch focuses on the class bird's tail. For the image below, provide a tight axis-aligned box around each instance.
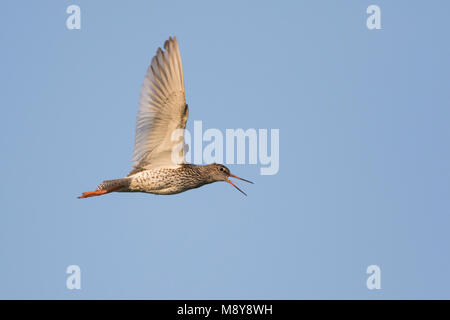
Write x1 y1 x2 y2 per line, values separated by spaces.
78 178 131 199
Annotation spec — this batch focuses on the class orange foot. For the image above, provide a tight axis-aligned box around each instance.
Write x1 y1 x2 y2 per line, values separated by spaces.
78 190 108 199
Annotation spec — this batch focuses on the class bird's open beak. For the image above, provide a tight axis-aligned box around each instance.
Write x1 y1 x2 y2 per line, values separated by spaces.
226 173 254 196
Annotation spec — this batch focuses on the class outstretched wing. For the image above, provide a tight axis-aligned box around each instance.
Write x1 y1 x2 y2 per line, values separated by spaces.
131 37 188 173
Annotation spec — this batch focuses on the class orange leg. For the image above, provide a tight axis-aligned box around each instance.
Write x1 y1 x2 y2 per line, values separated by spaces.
78 190 109 199
78 185 123 199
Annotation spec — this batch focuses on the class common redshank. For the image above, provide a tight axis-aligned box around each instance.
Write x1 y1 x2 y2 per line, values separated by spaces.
78 37 252 198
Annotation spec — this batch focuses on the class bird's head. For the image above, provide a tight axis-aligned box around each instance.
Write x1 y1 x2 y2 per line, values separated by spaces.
208 163 253 196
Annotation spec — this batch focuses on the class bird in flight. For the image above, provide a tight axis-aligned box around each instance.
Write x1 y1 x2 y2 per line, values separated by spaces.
78 37 252 199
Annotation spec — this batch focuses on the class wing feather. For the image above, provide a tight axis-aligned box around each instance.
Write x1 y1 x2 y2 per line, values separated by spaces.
131 37 188 173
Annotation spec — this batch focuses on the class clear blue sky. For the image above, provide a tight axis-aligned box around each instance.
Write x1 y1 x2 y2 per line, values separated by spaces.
1 0 450 299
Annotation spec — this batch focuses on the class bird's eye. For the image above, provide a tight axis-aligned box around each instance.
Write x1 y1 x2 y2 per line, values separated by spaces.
219 167 225 172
